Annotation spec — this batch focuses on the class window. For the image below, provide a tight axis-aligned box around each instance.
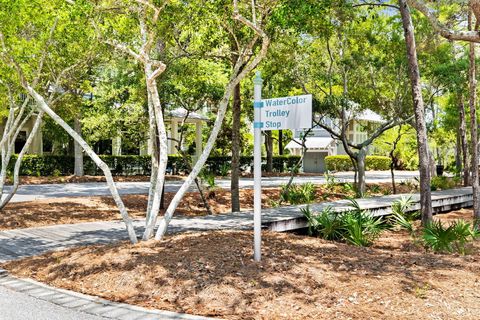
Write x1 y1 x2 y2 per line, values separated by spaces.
14 131 27 153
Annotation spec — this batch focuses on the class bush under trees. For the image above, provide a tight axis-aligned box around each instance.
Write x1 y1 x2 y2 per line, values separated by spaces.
4 154 301 177
302 199 387 247
304 196 479 253
325 155 391 172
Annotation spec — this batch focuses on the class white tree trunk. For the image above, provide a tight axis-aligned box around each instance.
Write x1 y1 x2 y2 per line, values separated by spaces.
0 111 44 209
155 32 271 240
25 85 138 244
356 148 367 196
0 100 28 150
0 109 33 198
146 93 159 220
142 63 169 240
154 85 235 240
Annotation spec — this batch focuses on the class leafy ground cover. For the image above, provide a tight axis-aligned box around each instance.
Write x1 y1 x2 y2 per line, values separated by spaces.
0 183 415 231
3 209 479 319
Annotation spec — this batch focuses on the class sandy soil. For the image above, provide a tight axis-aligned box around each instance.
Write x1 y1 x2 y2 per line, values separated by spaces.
3 209 479 320
0 183 416 231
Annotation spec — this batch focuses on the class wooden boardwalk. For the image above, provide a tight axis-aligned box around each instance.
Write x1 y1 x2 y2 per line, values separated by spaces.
0 187 473 263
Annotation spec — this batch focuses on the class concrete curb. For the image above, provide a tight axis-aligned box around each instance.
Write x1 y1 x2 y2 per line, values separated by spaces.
0 269 215 320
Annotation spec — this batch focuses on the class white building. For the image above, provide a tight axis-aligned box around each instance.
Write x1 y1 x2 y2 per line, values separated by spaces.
1 107 208 158
285 109 385 173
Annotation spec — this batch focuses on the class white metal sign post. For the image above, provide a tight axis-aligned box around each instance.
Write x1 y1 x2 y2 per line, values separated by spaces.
253 72 263 262
252 71 312 262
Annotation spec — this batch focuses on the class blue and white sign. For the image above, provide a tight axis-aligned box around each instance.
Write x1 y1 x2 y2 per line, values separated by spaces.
260 94 312 130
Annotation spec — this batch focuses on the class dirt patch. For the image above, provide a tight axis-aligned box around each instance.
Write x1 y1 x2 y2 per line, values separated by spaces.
0 183 419 231
3 209 479 319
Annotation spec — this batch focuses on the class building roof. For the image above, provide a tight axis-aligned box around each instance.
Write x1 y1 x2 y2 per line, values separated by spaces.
167 107 209 121
347 109 384 123
285 137 335 150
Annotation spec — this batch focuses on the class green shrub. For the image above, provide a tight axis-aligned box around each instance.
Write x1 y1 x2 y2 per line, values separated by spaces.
303 198 386 246
423 219 479 254
430 176 456 191
281 182 316 204
342 199 386 246
207 155 300 174
389 196 418 236
365 156 391 171
52 169 62 177
325 155 352 171
341 210 385 246
341 182 355 194
325 155 391 171
219 162 230 176
199 170 216 189
2 154 301 177
302 206 344 240
368 184 381 193
272 155 301 172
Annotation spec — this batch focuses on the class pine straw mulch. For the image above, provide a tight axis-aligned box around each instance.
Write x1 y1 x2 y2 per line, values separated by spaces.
0 183 417 231
8 175 183 185
0 188 282 230
0 183 416 231
2 209 479 320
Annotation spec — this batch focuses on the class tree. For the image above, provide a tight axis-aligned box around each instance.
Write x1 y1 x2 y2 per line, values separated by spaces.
406 0 480 226
272 3 412 196
154 0 275 239
408 0 480 42
468 11 480 225
0 0 138 243
398 0 433 225
94 0 173 240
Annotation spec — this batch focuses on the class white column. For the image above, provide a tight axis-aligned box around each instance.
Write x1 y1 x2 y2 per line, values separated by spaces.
140 137 149 155
30 118 44 155
170 120 178 154
253 71 263 262
112 135 122 155
146 137 152 155
195 121 203 161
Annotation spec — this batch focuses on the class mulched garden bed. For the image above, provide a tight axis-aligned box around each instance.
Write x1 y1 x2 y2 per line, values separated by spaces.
0 183 416 231
8 175 183 185
3 209 479 319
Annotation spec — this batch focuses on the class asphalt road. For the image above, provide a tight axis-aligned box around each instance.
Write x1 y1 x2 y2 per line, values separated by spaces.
0 285 105 320
2 170 419 203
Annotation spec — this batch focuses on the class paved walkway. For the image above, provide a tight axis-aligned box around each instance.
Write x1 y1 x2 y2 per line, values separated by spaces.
0 281 106 320
2 170 419 203
0 186 471 263
0 270 211 320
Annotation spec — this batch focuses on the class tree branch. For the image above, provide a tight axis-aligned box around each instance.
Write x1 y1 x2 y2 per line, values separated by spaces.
352 1 399 10
408 0 480 42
